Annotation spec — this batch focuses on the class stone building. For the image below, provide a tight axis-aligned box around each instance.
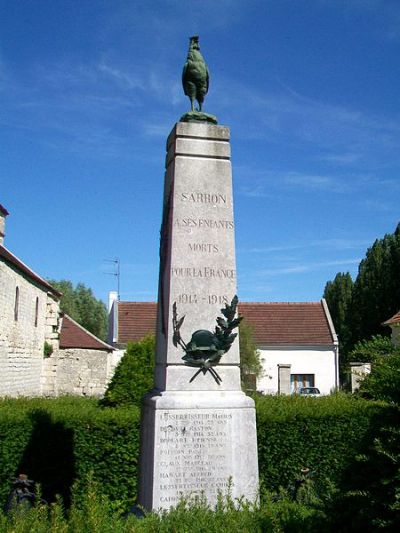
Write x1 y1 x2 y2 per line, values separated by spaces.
0 205 115 397
42 314 117 397
108 295 339 395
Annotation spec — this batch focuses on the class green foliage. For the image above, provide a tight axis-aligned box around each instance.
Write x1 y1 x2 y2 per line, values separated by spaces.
326 407 400 531
358 349 400 404
0 393 394 530
351 224 400 347
102 335 155 407
323 272 353 364
48 279 108 340
43 341 53 358
239 320 262 388
323 224 400 358
349 334 395 364
327 336 400 529
0 397 140 511
0 476 324 532
254 393 387 495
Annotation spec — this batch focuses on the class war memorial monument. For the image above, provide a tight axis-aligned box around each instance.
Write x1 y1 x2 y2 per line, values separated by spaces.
138 36 259 510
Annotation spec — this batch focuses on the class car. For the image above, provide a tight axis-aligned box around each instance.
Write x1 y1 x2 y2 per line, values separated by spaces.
298 387 321 397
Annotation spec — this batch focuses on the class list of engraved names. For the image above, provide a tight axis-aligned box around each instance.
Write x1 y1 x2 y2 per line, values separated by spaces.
156 411 233 505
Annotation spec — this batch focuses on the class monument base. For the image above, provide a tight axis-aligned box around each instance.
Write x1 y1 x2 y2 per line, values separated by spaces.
138 390 259 510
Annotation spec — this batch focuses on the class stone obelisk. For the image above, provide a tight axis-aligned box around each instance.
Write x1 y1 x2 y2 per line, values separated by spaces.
138 37 258 511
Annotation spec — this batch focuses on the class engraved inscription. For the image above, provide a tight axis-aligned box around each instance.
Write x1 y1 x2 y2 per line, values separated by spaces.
156 411 233 505
188 243 219 253
181 192 227 204
177 293 228 305
177 293 198 304
174 218 234 230
171 267 236 279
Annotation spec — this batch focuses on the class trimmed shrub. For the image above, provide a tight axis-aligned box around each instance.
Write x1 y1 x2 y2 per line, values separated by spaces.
0 392 391 522
254 393 388 495
0 397 140 510
102 335 155 407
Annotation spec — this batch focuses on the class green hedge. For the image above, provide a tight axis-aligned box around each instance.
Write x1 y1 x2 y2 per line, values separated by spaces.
255 393 388 494
0 393 389 513
0 397 140 510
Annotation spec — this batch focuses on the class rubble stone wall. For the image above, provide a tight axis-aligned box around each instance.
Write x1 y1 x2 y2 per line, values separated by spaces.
42 348 112 397
0 260 54 396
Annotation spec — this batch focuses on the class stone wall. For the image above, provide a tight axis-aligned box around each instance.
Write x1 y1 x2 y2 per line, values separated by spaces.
0 260 59 396
42 348 115 397
0 256 122 398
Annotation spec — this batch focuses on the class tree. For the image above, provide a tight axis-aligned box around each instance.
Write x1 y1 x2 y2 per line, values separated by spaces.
102 335 155 407
239 320 262 390
349 335 395 365
351 226 400 346
322 224 400 356
355 339 400 404
323 272 353 365
48 279 108 341
337 339 400 529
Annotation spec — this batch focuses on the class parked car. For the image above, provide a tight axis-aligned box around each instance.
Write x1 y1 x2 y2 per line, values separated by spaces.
298 387 321 397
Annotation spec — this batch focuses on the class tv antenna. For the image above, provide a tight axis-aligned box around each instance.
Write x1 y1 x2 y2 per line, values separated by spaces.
104 258 120 300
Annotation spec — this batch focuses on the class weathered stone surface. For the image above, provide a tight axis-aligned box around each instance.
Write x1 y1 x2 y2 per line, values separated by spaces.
41 348 114 397
157 122 240 379
139 391 258 510
138 122 259 510
0 259 56 396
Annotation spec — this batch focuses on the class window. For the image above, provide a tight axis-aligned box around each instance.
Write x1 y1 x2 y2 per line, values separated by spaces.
14 286 19 321
34 297 39 327
290 374 315 393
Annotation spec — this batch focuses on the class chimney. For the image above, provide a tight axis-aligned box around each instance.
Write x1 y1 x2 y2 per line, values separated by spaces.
108 290 118 312
0 205 9 245
107 291 119 345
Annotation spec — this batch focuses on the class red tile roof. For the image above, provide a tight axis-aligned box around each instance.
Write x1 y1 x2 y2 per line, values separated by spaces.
60 314 114 351
382 311 400 326
118 302 157 343
238 302 334 345
116 301 335 346
0 244 61 297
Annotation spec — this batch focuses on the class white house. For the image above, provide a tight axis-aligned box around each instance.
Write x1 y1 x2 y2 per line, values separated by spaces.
239 301 339 395
108 296 339 395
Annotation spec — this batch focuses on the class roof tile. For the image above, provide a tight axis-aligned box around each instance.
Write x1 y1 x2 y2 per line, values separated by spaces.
238 302 334 345
60 315 114 351
383 311 400 326
116 301 334 346
118 302 157 343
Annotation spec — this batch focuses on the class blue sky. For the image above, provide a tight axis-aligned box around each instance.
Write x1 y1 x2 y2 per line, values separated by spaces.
1 0 399 304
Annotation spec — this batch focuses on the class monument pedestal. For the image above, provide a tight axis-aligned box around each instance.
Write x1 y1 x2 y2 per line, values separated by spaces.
138 391 258 509
138 122 259 510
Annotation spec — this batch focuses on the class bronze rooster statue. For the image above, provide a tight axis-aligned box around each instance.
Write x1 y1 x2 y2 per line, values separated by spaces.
182 36 209 113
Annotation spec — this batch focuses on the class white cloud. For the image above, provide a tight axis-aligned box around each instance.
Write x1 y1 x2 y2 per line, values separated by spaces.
257 258 361 277
316 152 361 164
98 63 144 90
214 75 400 164
240 238 370 254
